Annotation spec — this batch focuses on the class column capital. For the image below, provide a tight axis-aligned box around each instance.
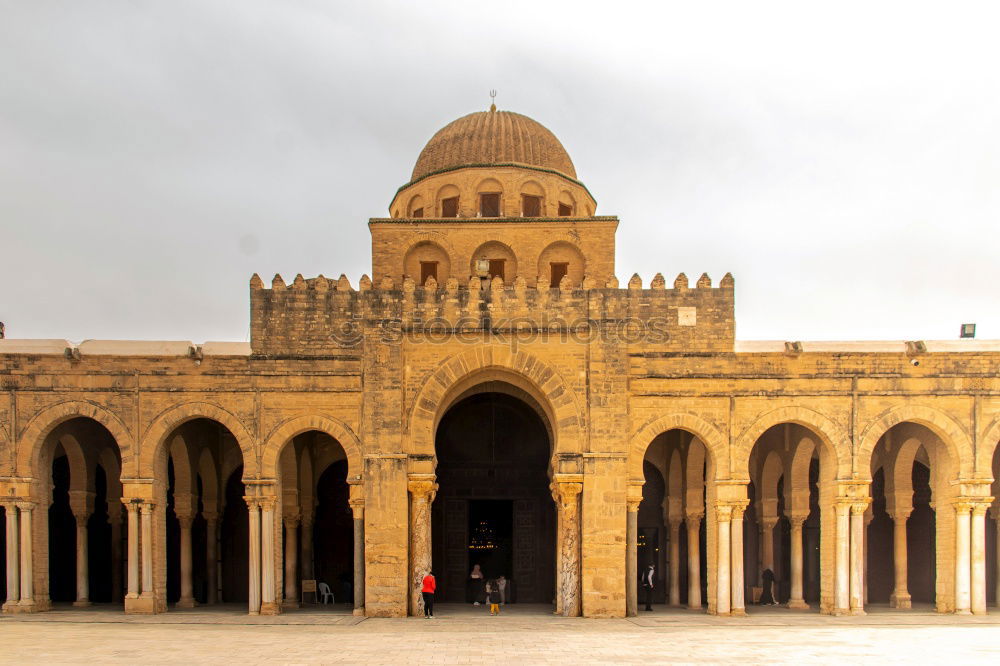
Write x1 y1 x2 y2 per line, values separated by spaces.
202 511 219 523
685 511 705 523
716 504 734 521
953 500 976 514
407 476 438 502
626 482 644 513
175 513 195 529
243 495 260 510
139 501 155 514
284 514 301 529
887 508 912 522
850 500 870 515
348 498 365 520
787 512 809 526
551 481 583 506
14 501 36 511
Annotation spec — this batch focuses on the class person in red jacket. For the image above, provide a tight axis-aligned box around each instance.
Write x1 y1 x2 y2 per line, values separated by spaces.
421 571 436 618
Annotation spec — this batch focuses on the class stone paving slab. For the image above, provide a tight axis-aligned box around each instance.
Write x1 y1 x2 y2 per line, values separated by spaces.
2 605 1000 664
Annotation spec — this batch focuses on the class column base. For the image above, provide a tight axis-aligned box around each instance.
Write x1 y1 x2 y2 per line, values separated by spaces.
72 600 92 608
353 607 366 616
730 608 747 617
175 598 197 609
787 599 810 610
260 601 282 616
890 593 911 609
3 600 37 614
850 607 867 616
124 597 158 614
955 608 972 615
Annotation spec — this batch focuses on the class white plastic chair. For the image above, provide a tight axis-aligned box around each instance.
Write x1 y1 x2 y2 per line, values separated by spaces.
318 581 335 605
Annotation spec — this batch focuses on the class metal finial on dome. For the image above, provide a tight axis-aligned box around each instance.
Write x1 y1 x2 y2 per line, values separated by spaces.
489 89 497 112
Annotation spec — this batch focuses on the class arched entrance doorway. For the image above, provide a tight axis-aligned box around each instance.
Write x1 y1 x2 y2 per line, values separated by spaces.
43 418 124 608
431 389 556 606
275 430 355 611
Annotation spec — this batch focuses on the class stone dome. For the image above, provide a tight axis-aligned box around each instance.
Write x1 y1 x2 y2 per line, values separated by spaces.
411 109 577 182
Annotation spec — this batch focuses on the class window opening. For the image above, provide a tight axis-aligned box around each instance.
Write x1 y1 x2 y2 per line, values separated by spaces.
480 193 501 217
522 194 542 217
441 197 459 217
420 261 438 285
550 262 569 288
488 259 506 282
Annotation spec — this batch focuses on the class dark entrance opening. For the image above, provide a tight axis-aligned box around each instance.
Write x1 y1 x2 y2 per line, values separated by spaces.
432 390 555 605
467 499 513 599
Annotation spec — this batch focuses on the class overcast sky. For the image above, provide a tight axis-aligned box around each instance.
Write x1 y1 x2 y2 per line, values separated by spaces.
2 1 998 343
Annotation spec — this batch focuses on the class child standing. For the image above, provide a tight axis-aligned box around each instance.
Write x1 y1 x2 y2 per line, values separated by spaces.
488 579 502 615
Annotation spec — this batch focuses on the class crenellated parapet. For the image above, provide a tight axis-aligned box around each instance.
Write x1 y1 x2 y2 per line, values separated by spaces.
250 271 735 356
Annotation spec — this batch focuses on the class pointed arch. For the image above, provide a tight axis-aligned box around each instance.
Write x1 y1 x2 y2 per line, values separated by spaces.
733 406 849 480
408 346 585 465
139 401 254 478
976 416 1000 476
16 400 132 478
857 404 972 479
260 414 362 480
628 413 727 482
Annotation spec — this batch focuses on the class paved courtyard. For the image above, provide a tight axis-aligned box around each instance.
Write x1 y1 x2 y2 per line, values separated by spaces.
1 604 999 664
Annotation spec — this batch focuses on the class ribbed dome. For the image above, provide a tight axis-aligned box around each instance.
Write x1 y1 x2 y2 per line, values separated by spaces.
411 110 577 182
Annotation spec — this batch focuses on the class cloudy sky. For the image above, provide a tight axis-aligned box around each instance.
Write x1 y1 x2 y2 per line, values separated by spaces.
2 0 998 343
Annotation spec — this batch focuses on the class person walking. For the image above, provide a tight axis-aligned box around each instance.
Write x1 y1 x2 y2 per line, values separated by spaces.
421 570 436 619
488 579 502 616
641 564 655 611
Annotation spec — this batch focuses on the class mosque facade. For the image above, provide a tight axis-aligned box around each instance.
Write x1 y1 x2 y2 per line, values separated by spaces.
1 107 998 619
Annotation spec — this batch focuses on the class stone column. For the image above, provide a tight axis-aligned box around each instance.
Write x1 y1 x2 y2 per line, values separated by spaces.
553 481 583 617
349 498 365 615
686 513 703 610
760 516 778 573
971 503 987 615
954 501 972 614
787 514 808 609
139 503 154 600
260 498 278 615
203 513 218 605
993 507 1000 609
2 501 19 611
124 501 140 600
176 513 195 608
849 502 866 614
17 502 34 610
716 504 732 616
730 503 747 616
625 493 641 617
408 477 436 617
301 512 315 581
888 510 911 608
246 498 261 615
283 515 300 608
73 514 91 607
668 520 682 606
834 502 850 614
109 512 123 603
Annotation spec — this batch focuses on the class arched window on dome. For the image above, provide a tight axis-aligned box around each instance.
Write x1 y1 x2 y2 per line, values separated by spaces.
437 184 460 218
557 191 576 217
521 181 544 218
405 241 451 285
470 240 517 283
537 240 585 288
477 178 503 218
408 195 425 219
